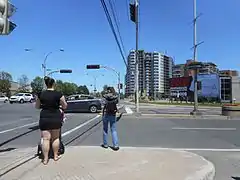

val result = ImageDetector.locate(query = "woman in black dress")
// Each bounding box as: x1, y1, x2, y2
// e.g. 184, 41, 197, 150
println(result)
35, 76, 67, 165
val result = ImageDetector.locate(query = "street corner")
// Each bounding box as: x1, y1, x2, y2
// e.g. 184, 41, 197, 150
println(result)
1, 146, 215, 180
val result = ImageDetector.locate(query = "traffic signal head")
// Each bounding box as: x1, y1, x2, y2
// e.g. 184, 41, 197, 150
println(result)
86, 65, 100, 69
0, 0, 17, 35
129, 3, 136, 23
60, 69, 72, 73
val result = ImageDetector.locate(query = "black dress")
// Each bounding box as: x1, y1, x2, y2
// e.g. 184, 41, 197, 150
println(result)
39, 90, 63, 131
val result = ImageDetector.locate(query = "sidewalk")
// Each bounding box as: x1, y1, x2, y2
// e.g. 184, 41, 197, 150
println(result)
0, 146, 215, 180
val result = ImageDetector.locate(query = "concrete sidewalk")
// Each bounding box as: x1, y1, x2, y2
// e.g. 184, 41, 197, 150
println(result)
0, 146, 215, 180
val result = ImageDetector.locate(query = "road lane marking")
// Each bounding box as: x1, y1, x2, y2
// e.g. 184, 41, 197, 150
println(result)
0, 118, 34, 127
0, 122, 38, 134
172, 127, 237, 131
62, 115, 101, 137
125, 106, 133, 114
79, 146, 240, 152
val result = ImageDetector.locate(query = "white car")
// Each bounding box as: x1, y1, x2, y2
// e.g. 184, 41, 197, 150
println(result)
9, 93, 34, 104
0, 95, 9, 103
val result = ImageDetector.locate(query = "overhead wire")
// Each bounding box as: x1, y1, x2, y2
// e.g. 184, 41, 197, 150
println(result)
108, 0, 127, 56
100, 0, 127, 67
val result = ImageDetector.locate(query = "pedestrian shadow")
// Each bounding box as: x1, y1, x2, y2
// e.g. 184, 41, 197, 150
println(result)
116, 113, 123, 122
0, 125, 39, 147
0, 147, 16, 153
232, 177, 240, 180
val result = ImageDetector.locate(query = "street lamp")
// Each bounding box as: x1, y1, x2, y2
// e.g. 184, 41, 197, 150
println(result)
25, 48, 64, 89
86, 73, 104, 96
86, 64, 122, 103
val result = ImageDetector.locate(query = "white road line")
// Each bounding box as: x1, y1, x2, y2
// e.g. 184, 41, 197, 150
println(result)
62, 115, 100, 137
77, 146, 240, 152
0, 118, 34, 127
172, 127, 237, 131
125, 106, 133, 114
0, 122, 38, 134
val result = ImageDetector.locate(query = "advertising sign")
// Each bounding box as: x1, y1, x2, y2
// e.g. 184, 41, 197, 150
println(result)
170, 74, 220, 99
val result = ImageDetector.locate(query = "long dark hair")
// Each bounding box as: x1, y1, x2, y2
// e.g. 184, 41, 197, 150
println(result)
44, 76, 55, 88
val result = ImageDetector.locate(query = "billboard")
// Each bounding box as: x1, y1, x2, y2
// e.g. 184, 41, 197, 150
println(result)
170, 74, 220, 99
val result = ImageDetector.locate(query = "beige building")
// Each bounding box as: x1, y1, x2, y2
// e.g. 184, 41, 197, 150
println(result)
9, 81, 32, 95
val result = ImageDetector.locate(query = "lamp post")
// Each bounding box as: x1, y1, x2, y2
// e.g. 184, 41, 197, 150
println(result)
86, 73, 104, 96
25, 48, 64, 89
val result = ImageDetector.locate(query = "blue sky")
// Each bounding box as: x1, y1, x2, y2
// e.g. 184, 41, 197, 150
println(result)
1, 0, 240, 92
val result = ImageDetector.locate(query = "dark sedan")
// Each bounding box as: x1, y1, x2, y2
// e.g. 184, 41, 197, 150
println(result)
64, 94, 102, 113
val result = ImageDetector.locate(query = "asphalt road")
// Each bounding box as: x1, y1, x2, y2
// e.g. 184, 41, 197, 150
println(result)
1, 102, 240, 179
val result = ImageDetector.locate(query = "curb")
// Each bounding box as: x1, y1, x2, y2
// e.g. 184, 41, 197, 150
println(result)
138, 113, 229, 120
185, 151, 215, 180
0, 148, 36, 177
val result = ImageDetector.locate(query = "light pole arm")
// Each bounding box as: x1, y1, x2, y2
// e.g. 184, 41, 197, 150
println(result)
47, 70, 59, 76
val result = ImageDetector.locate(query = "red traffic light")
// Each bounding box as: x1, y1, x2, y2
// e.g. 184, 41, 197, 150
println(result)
86, 65, 100, 69
60, 69, 72, 73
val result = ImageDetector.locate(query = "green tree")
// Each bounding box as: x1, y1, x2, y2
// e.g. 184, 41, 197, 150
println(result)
31, 76, 43, 95
101, 85, 108, 96
0, 71, 12, 96
18, 74, 29, 92
62, 82, 78, 96
55, 80, 64, 92
77, 85, 89, 95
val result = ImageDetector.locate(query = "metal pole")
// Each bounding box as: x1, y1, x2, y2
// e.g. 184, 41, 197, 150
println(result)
135, 0, 139, 113
94, 76, 97, 96
118, 72, 121, 103
192, 0, 199, 115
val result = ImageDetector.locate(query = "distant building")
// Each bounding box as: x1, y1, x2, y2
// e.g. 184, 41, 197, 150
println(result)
9, 81, 32, 95
172, 64, 185, 77
125, 50, 173, 98
219, 70, 239, 77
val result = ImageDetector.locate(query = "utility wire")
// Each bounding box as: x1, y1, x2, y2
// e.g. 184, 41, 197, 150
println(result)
108, 0, 127, 56
100, 0, 127, 67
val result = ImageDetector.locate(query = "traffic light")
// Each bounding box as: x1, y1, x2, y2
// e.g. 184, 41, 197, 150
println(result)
129, 3, 136, 23
86, 65, 100, 69
0, 0, 17, 35
60, 69, 72, 73
197, 81, 202, 90
119, 83, 123, 89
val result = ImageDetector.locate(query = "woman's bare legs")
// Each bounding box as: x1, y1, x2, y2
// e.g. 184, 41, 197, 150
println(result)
41, 130, 51, 165
51, 129, 60, 161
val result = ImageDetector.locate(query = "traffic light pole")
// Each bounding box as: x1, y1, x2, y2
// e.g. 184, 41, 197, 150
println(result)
191, 0, 203, 116
135, 0, 139, 113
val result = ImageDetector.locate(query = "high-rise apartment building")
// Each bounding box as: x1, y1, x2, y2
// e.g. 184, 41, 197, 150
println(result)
125, 50, 173, 98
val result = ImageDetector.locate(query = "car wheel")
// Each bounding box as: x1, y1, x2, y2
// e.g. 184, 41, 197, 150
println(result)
4, 100, 7, 103
89, 105, 97, 113
29, 99, 33, 103
10, 101, 13, 104
19, 99, 24, 104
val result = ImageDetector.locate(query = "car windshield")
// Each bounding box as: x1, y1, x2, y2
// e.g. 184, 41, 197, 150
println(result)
15, 94, 23, 96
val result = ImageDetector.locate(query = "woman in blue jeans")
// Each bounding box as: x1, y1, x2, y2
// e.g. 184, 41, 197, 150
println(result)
102, 87, 119, 151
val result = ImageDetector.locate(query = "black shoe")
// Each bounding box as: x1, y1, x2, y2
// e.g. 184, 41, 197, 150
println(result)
112, 146, 120, 151
101, 144, 108, 149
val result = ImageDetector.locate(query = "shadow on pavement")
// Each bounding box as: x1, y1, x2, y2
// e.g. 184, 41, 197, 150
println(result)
232, 177, 240, 180
0, 147, 16, 153
0, 125, 39, 147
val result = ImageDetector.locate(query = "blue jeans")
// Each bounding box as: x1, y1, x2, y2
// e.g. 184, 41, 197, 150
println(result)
102, 115, 119, 147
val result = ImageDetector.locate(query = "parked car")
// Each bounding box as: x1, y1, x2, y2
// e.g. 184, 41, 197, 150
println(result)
65, 94, 102, 113
9, 93, 34, 104
0, 95, 8, 103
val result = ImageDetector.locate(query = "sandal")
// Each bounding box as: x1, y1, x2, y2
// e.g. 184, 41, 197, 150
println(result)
54, 155, 62, 161
42, 159, 49, 165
